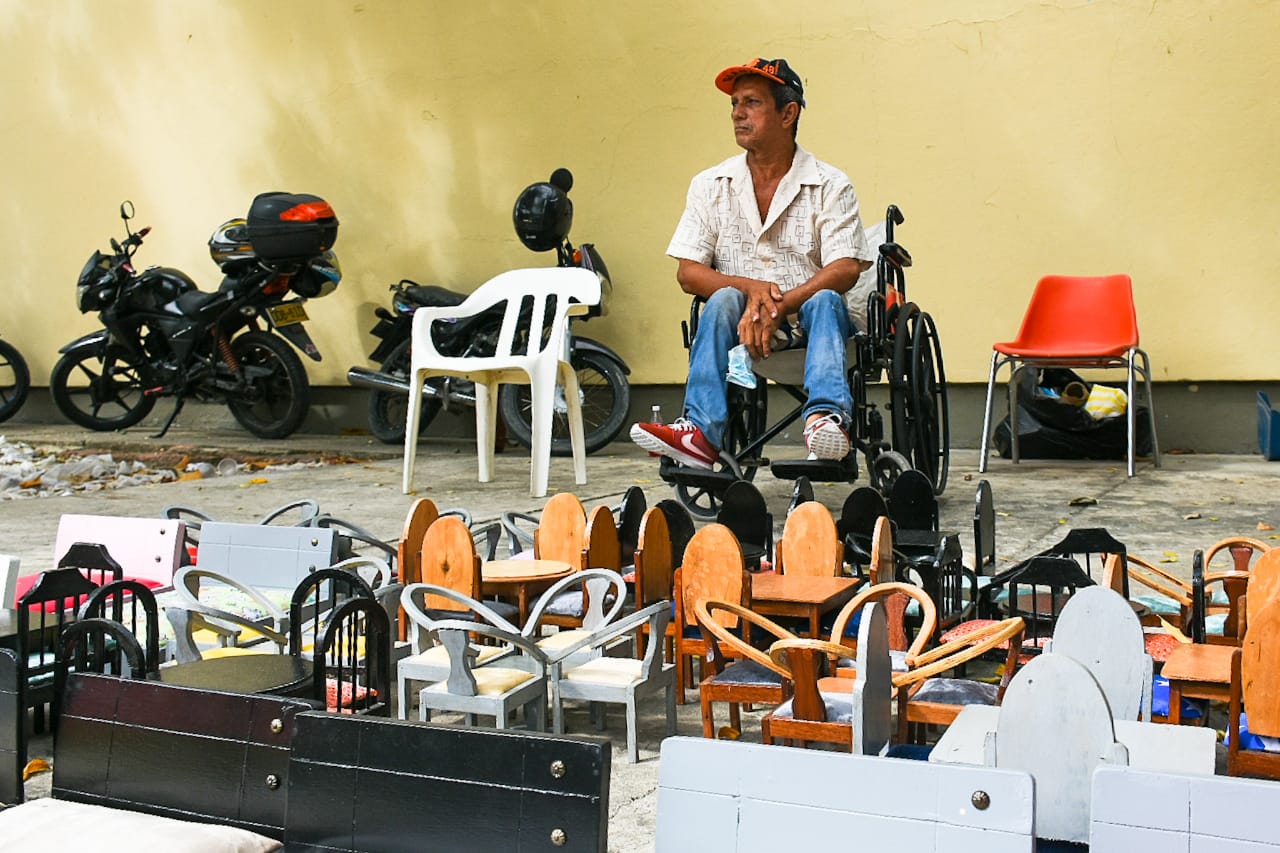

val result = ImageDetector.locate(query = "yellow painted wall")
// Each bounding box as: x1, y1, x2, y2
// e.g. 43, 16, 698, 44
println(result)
2, 1, 1276, 386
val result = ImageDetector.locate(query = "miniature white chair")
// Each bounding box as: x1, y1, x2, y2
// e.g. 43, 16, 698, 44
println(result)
417, 619, 550, 731
401, 266, 601, 498
1045, 585, 1154, 721
396, 583, 520, 720
546, 600, 676, 763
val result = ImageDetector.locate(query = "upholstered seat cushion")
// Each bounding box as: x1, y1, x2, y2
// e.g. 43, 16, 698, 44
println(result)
406, 644, 506, 667
0, 798, 282, 852
1150, 674, 1204, 720
326, 678, 371, 711
707, 659, 783, 687
564, 657, 643, 688
836, 649, 908, 673
771, 691, 854, 723
424, 666, 534, 696
1132, 593, 1182, 616
536, 628, 592, 653
911, 677, 999, 706
1142, 631, 1182, 663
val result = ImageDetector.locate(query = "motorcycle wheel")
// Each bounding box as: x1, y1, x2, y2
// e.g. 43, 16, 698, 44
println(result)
225, 331, 310, 439
50, 345, 156, 430
499, 349, 630, 456
367, 339, 442, 444
0, 338, 31, 424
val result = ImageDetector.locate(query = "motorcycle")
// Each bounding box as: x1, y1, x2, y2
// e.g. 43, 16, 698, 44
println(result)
51, 195, 341, 438
347, 168, 631, 455
0, 332, 30, 424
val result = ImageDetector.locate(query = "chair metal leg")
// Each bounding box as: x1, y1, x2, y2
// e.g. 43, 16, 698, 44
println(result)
1127, 352, 1138, 478
1008, 359, 1022, 465
978, 351, 1003, 474
1137, 347, 1161, 468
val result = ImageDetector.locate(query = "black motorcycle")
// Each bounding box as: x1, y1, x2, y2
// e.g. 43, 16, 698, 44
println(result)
52, 195, 340, 438
348, 169, 631, 455
0, 332, 30, 424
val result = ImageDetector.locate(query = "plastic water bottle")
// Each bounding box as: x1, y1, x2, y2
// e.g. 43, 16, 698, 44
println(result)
651, 404, 662, 425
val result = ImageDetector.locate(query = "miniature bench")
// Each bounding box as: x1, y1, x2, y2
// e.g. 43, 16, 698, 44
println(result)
1, 671, 610, 852
1090, 766, 1280, 850
656, 737, 1036, 853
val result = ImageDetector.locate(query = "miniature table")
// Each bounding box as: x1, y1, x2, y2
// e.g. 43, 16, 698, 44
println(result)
1161, 642, 1237, 724
930, 704, 1217, 776
750, 574, 861, 637
481, 559, 574, 623
158, 654, 313, 697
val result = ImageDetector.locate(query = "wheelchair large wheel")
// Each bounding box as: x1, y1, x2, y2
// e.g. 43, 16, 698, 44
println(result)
890, 304, 950, 495
672, 385, 764, 520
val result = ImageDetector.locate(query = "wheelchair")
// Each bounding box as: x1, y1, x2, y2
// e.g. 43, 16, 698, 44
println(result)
659, 205, 949, 519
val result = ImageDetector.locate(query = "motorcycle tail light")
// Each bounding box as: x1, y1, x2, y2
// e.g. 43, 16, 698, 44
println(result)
280, 200, 336, 222
572, 248, 582, 264
264, 275, 290, 296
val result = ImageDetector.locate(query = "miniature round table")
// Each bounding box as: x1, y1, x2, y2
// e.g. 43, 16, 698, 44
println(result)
159, 654, 313, 697
481, 559, 574, 623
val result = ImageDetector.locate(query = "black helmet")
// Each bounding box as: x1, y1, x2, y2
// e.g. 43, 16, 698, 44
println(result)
512, 170, 573, 252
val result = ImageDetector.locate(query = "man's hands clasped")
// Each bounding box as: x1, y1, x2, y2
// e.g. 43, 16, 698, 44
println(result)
736, 279, 785, 359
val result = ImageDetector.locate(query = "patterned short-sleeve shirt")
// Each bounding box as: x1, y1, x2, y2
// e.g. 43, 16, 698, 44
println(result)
666, 144, 874, 326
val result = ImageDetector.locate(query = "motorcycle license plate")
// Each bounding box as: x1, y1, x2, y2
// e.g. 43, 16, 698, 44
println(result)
268, 303, 308, 327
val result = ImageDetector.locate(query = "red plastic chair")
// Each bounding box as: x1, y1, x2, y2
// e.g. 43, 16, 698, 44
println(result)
978, 274, 1160, 477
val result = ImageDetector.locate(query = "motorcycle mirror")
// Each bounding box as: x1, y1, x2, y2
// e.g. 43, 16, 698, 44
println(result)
549, 168, 573, 193
120, 200, 135, 221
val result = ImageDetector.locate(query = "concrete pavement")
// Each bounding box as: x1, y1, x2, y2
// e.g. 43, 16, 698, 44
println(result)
3, 413, 1277, 851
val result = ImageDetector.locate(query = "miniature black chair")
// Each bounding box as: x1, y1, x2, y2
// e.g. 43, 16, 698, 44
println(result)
977, 555, 1095, 651
655, 499, 696, 569
80, 579, 162, 676
973, 479, 997, 576
55, 541, 124, 587
313, 597, 391, 716
615, 485, 648, 570
788, 476, 815, 516
52, 617, 149, 731
837, 486, 890, 573
715, 480, 773, 571
289, 567, 377, 658
888, 469, 938, 533
17, 567, 107, 735
1038, 527, 1128, 597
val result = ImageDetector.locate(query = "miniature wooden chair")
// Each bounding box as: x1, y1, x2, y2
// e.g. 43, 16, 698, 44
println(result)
836, 486, 889, 573
673, 524, 749, 704
887, 469, 938, 533
693, 599, 795, 739
774, 501, 841, 578
761, 601, 893, 754
1228, 598, 1280, 778
828, 581, 938, 675
632, 507, 676, 660
538, 503, 620, 629
894, 616, 1025, 744
419, 515, 519, 624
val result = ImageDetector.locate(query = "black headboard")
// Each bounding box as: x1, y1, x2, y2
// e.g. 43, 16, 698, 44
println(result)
0, 649, 20, 806
53, 673, 311, 838
285, 711, 611, 852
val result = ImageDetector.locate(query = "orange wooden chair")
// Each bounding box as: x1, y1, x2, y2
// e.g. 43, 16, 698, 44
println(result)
774, 501, 841, 578
693, 599, 794, 739
672, 524, 749, 704
632, 507, 676, 661
1228, 598, 1280, 778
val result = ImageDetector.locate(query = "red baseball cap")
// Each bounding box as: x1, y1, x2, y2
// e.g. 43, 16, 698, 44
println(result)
715, 58, 806, 107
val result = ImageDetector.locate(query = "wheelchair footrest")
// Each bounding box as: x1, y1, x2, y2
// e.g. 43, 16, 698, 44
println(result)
658, 458, 740, 491
769, 456, 859, 483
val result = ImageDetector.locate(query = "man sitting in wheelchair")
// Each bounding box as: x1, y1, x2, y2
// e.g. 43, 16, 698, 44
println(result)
630, 57, 876, 469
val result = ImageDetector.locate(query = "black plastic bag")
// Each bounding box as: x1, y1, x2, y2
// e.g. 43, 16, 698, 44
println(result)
993, 366, 1152, 460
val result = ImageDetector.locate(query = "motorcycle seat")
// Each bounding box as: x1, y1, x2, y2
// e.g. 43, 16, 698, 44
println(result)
174, 290, 224, 318
404, 284, 466, 308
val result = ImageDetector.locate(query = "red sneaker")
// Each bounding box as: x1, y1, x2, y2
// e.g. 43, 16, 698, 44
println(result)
630, 418, 718, 470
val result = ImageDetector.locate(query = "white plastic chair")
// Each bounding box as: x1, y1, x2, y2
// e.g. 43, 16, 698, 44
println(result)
401, 266, 601, 498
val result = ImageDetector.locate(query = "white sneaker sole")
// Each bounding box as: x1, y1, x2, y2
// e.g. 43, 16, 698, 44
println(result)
630, 424, 715, 470
805, 423, 851, 461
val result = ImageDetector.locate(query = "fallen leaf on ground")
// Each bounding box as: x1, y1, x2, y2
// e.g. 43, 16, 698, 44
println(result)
997, 511, 1010, 517
1069, 496, 1097, 506
1259, 522, 1275, 531
1183, 512, 1202, 520
1058, 518, 1067, 525
1160, 550, 1179, 564
176, 470, 204, 482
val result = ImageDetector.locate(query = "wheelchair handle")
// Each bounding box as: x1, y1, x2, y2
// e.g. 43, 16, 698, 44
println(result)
885, 204, 904, 241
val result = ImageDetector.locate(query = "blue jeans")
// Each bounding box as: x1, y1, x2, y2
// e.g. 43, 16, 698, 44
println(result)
684, 288, 852, 449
